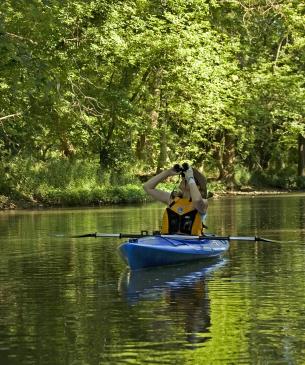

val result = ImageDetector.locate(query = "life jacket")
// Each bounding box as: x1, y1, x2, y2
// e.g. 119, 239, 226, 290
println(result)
161, 197, 204, 236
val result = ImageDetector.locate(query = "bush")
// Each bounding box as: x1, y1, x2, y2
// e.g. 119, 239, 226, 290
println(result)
250, 168, 305, 190
0, 157, 150, 207
206, 180, 226, 194
35, 184, 148, 206
0, 195, 15, 209
234, 165, 251, 186
296, 176, 305, 189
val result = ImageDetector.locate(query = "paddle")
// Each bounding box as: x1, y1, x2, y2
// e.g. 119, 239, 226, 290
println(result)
65, 231, 287, 243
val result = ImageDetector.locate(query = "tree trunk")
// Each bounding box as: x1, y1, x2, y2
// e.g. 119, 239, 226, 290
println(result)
222, 132, 236, 189
149, 68, 167, 174
156, 118, 167, 174
213, 132, 236, 188
135, 134, 146, 160
213, 147, 225, 180
60, 135, 76, 159
298, 133, 305, 176
99, 115, 116, 169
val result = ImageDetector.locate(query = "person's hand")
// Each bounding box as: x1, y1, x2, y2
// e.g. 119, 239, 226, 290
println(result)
167, 167, 180, 177
184, 166, 194, 181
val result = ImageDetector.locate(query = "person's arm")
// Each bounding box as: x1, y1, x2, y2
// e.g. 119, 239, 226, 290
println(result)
184, 167, 208, 214
143, 168, 177, 204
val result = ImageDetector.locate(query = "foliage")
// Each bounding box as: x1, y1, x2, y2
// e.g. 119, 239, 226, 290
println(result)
36, 184, 148, 206
0, 0, 304, 205
0, 156, 148, 206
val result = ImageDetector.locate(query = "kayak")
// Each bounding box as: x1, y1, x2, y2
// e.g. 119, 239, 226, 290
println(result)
119, 235, 229, 270
118, 235, 229, 270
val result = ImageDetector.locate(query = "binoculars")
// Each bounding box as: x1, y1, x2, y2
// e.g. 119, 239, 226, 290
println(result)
173, 163, 189, 177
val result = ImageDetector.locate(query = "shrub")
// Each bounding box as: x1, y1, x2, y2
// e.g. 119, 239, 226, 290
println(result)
234, 165, 251, 186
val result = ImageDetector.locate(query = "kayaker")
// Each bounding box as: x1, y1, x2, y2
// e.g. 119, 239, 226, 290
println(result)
143, 164, 208, 235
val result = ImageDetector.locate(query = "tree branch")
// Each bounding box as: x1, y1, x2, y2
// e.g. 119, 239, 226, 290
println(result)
6, 32, 37, 45
273, 36, 287, 71
0, 113, 22, 121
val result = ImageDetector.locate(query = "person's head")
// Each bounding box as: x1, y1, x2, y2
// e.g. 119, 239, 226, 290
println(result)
175, 168, 207, 199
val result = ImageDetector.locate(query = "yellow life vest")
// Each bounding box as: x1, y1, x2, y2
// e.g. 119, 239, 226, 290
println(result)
161, 198, 204, 236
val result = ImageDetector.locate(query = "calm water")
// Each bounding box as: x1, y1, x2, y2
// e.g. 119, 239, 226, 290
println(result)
1, 194, 305, 365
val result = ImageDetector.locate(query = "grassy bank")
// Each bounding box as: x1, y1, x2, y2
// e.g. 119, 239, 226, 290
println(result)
0, 158, 304, 210
0, 158, 150, 209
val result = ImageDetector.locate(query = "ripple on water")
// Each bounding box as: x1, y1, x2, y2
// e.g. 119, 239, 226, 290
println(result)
1, 198, 305, 364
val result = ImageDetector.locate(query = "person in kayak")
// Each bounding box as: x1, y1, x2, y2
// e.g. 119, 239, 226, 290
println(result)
143, 164, 208, 235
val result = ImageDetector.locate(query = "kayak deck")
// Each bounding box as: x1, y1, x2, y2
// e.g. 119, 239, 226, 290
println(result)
119, 235, 229, 270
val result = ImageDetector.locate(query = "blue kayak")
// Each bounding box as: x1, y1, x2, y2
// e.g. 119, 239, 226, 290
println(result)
118, 235, 229, 270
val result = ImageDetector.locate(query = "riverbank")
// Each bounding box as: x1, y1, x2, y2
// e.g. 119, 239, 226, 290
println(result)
0, 184, 148, 210
1, 186, 302, 210
1, 158, 304, 210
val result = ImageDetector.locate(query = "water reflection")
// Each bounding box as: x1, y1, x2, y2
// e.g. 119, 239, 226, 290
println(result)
119, 259, 227, 348
1, 195, 305, 364
208, 194, 305, 241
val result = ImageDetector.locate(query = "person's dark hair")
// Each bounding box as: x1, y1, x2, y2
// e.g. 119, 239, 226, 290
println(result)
193, 168, 207, 199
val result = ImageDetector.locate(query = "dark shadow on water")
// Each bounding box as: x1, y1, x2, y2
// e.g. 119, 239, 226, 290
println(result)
118, 258, 226, 301
118, 259, 227, 348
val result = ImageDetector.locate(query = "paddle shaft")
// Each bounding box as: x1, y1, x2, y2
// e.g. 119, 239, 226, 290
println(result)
71, 232, 277, 243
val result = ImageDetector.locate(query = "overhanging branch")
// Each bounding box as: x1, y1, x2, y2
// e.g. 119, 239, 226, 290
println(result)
0, 113, 22, 121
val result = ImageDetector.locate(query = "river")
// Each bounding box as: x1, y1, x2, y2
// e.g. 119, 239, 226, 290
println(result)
0, 194, 305, 364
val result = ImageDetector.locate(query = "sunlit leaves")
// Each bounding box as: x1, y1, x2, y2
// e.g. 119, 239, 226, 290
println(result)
0, 0, 304, 181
